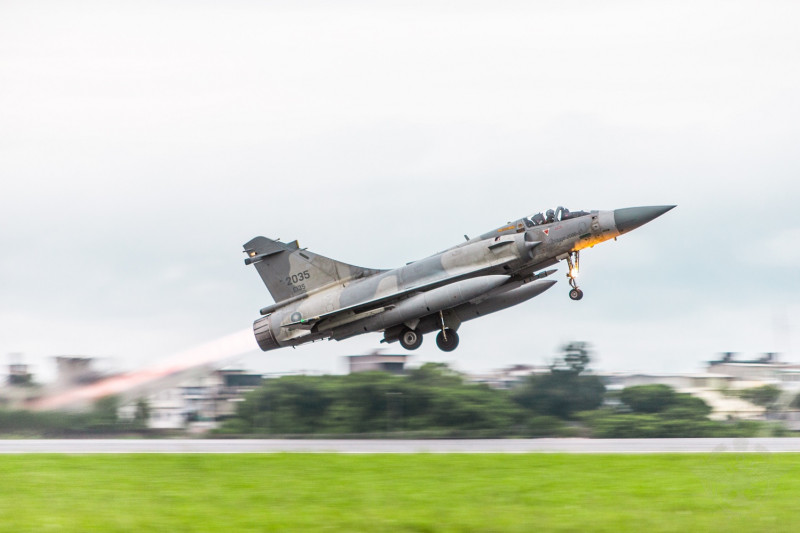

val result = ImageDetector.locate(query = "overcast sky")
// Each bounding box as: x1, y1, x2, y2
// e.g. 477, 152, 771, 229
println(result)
2, 0, 799, 381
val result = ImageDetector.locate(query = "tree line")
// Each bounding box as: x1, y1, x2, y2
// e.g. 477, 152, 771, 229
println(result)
0, 352, 790, 437
217, 363, 784, 438
0, 396, 148, 437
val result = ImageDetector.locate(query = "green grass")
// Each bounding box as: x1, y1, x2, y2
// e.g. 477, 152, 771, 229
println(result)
0, 454, 798, 532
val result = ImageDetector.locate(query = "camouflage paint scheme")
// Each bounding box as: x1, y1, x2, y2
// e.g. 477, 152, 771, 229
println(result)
244, 205, 675, 352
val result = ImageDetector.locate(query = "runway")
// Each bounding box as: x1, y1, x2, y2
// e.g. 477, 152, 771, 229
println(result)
2, 438, 800, 454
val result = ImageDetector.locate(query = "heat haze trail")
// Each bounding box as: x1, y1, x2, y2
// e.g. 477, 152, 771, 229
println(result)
28, 329, 257, 411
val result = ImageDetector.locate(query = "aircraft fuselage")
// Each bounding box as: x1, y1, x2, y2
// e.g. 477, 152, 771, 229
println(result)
245, 206, 674, 352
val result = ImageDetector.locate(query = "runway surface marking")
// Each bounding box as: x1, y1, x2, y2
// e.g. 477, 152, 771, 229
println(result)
2, 438, 800, 454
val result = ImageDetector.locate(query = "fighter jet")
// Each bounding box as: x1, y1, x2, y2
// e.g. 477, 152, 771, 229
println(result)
244, 205, 674, 353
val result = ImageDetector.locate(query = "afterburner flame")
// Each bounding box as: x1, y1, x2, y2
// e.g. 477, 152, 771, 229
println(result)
28, 329, 257, 411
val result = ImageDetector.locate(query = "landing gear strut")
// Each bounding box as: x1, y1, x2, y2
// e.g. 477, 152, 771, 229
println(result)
566, 251, 584, 300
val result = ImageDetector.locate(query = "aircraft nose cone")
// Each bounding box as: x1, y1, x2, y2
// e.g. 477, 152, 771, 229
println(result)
614, 205, 676, 234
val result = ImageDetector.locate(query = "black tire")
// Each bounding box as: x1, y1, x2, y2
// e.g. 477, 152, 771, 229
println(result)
399, 328, 423, 350
436, 329, 459, 352
569, 288, 584, 300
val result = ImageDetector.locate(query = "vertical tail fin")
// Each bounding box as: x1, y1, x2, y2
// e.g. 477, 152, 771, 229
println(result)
243, 236, 383, 303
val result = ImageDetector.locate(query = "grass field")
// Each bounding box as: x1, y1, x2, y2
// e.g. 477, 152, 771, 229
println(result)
1, 454, 798, 532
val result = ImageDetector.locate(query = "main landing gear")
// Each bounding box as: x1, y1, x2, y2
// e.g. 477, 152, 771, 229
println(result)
436, 310, 459, 352
397, 312, 461, 352
566, 251, 584, 301
436, 328, 459, 352
399, 328, 423, 350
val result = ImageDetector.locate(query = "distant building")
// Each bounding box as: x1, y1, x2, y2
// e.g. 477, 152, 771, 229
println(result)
119, 369, 264, 430
706, 352, 800, 388
1, 354, 39, 408
599, 372, 765, 421
8, 363, 33, 386
601, 372, 736, 392
5, 353, 34, 386
468, 364, 550, 389
55, 356, 104, 386
777, 369, 800, 388
346, 352, 409, 375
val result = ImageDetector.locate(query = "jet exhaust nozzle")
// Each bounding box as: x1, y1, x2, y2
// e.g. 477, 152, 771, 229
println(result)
253, 315, 281, 351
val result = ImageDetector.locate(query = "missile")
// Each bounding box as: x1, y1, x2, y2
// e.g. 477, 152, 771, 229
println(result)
531, 268, 557, 280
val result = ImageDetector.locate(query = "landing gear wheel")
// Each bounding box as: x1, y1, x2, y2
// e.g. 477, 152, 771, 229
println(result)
399, 328, 423, 350
569, 288, 584, 301
436, 329, 459, 352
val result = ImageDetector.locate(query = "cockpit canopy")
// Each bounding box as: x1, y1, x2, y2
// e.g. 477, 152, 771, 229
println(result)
527, 206, 589, 226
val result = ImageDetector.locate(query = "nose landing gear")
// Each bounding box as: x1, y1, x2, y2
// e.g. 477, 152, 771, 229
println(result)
566, 251, 584, 300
